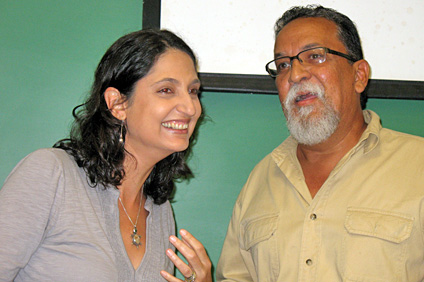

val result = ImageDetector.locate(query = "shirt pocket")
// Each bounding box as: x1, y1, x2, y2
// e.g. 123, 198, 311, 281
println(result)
342, 207, 413, 282
240, 213, 279, 281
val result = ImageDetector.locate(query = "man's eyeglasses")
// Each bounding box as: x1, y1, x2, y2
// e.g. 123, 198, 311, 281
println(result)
265, 47, 358, 77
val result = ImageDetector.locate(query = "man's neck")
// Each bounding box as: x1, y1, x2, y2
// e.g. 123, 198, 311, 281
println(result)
296, 115, 367, 198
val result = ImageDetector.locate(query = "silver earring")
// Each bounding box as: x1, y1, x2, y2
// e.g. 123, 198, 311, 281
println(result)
119, 121, 124, 144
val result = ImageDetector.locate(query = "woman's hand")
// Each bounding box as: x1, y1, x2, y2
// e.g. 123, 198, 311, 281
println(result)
160, 229, 212, 282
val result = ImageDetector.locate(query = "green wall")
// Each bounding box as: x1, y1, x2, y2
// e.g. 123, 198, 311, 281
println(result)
1, 0, 424, 279
1, 0, 143, 178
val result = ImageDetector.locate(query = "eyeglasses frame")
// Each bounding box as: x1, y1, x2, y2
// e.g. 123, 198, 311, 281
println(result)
265, 47, 358, 77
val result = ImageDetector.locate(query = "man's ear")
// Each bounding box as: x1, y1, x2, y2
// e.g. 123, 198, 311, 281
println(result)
104, 87, 126, 120
353, 59, 370, 94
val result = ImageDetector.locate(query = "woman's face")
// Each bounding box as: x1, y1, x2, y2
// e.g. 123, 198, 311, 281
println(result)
123, 48, 202, 162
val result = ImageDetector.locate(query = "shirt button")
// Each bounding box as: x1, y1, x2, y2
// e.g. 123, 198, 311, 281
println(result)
310, 213, 317, 220
306, 259, 313, 266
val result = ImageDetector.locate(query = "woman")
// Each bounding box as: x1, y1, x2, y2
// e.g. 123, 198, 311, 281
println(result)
0, 29, 212, 282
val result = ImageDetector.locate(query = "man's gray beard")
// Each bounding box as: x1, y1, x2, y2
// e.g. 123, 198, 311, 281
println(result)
284, 83, 340, 146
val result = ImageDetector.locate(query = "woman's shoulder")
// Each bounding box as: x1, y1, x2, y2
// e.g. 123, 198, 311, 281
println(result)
26, 147, 71, 159
5, 148, 78, 183
22, 148, 75, 166
1, 149, 82, 217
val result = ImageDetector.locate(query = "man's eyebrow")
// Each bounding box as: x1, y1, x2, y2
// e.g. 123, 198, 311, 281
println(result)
274, 43, 322, 58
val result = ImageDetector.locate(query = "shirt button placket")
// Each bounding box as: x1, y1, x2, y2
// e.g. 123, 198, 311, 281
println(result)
299, 210, 319, 281
305, 214, 316, 273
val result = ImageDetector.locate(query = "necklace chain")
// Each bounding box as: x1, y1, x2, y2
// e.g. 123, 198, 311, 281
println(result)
119, 196, 143, 247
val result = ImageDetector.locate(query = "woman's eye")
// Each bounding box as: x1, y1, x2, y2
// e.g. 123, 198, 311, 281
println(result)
189, 88, 200, 96
159, 88, 173, 94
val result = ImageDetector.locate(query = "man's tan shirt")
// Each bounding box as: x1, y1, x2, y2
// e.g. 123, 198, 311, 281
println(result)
217, 110, 424, 282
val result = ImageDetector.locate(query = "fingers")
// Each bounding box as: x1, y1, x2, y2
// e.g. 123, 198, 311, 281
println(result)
179, 229, 210, 266
159, 270, 183, 282
167, 229, 212, 282
180, 229, 210, 260
165, 247, 194, 278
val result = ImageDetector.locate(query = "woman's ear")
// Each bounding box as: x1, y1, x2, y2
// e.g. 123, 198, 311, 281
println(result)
353, 59, 370, 94
104, 87, 126, 120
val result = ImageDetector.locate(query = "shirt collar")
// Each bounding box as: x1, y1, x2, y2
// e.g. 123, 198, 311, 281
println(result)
272, 109, 383, 164
358, 109, 381, 154
272, 135, 298, 167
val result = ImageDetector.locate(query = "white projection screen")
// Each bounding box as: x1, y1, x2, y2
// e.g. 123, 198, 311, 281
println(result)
142, 0, 424, 99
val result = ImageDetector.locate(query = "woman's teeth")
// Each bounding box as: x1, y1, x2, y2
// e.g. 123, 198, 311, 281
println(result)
162, 122, 188, 130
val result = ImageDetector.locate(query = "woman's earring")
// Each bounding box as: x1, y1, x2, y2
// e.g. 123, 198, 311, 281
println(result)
119, 121, 124, 144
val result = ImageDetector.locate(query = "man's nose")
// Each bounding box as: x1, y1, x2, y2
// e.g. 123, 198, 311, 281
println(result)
288, 58, 311, 84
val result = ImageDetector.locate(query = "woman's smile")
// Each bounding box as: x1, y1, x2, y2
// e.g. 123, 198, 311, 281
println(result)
161, 120, 190, 130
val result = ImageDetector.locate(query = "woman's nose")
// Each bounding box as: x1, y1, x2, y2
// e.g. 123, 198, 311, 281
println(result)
176, 92, 197, 116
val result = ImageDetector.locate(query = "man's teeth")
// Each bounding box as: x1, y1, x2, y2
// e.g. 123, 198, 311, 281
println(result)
296, 93, 315, 102
162, 122, 188, 129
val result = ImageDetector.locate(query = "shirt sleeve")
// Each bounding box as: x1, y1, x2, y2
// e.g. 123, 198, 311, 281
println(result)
0, 149, 64, 281
216, 199, 256, 282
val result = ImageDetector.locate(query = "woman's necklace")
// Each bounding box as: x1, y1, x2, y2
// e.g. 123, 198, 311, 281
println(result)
119, 196, 142, 248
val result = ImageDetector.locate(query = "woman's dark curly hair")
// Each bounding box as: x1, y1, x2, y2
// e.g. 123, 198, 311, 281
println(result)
54, 29, 200, 205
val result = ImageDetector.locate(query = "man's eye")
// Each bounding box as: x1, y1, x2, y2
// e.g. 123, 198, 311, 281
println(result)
277, 60, 291, 70
307, 53, 325, 62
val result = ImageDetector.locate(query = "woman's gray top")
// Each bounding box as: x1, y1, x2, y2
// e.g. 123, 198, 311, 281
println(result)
0, 148, 175, 281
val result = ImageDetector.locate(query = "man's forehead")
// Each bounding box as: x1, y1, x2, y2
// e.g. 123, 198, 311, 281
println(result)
278, 17, 338, 38
274, 17, 343, 54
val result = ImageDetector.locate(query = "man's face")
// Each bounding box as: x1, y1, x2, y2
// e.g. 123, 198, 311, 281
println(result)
274, 17, 361, 145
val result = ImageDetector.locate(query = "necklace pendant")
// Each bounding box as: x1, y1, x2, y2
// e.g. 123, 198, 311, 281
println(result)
119, 197, 143, 248
131, 226, 142, 248
131, 233, 142, 247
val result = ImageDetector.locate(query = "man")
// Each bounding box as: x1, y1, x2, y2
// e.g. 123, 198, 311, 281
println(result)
216, 5, 424, 282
